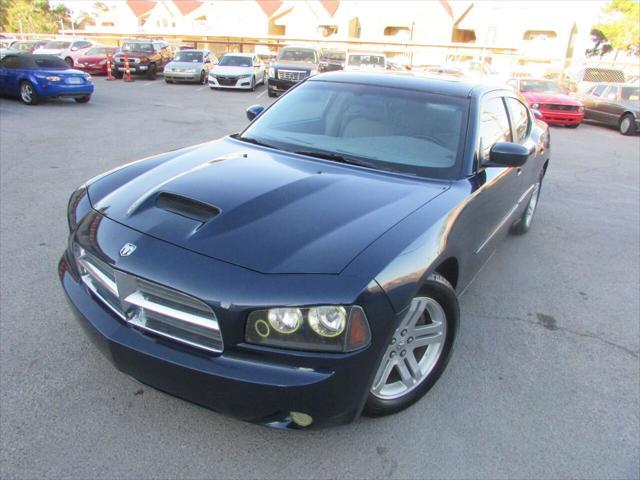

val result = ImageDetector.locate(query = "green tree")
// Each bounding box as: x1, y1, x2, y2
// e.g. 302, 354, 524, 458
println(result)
1, 0, 71, 34
595, 0, 640, 51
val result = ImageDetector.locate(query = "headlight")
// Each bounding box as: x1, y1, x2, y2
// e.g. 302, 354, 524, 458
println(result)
67, 185, 88, 232
531, 103, 540, 109
245, 305, 371, 352
45, 75, 61, 82
239, 73, 252, 78
99, 59, 106, 65
268, 67, 275, 78
85, 75, 92, 82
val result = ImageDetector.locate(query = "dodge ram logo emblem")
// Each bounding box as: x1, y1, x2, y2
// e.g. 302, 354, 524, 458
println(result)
119, 243, 137, 257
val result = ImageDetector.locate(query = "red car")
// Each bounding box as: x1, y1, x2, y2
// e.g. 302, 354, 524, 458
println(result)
507, 78, 584, 128
75, 46, 118, 75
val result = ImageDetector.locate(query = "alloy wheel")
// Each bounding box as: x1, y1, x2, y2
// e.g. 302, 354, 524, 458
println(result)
371, 296, 447, 400
524, 182, 540, 229
620, 116, 632, 135
20, 83, 33, 103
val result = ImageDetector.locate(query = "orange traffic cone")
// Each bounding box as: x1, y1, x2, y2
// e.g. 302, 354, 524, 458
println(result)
124, 53, 133, 82
106, 53, 114, 81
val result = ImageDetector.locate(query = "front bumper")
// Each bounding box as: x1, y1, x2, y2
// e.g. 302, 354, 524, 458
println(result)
165, 71, 201, 82
267, 77, 299, 93
539, 109, 584, 126
208, 75, 253, 89
59, 212, 397, 428
113, 64, 149, 74
76, 65, 107, 75
37, 82, 94, 97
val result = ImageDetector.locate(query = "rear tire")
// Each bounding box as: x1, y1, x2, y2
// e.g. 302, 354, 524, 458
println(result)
74, 96, 90, 103
619, 113, 636, 136
114, 70, 123, 79
200, 71, 207, 84
164, 77, 173, 83
146, 63, 157, 80
64, 57, 74, 67
268, 89, 276, 97
364, 274, 458, 417
250, 76, 256, 92
19, 81, 39, 105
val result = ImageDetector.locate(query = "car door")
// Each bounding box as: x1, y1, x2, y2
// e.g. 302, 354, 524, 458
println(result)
583, 84, 607, 121
600, 85, 624, 125
0, 55, 19, 94
466, 93, 526, 260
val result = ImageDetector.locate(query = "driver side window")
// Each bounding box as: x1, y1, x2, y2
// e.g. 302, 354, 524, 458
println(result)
591, 84, 606, 97
479, 97, 511, 161
507, 98, 530, 144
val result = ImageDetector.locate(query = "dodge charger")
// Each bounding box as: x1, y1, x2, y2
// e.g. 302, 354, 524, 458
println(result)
59, 72, 550, 429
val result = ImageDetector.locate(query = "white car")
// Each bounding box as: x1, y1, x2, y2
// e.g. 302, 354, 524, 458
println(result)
345, 52, 387, 71
208, 53, 265, 91
34, 39, 95, 67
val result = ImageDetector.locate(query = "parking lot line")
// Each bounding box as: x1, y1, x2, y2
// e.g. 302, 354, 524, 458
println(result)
196, 85, 209, 91
256, 90, 267, 99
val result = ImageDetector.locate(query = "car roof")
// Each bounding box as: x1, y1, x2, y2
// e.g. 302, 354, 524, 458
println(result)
347, 51, 386, 56
282, 45, 318, 50
310, 71, 505, 98
177, 49, 209, 53
221, 52, 253, 57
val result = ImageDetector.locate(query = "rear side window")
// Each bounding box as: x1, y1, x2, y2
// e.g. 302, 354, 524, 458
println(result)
479, 97, 511, 160
507, 98, 529, 144
591, 85, 607, 97
0, 56, 19, 68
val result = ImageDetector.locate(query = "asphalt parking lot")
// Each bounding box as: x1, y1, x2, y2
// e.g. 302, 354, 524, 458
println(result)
1, 76, 639, 480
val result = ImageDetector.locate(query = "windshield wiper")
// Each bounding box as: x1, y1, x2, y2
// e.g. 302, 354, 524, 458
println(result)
231, 134, 280, 150
294, 149, 401, 173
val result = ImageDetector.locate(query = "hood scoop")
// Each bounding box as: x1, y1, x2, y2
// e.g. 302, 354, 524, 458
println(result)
155, 192, 220, 223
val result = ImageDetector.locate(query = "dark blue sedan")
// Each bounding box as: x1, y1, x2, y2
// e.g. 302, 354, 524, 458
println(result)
0, 53, 93, 105
59, 72, 550, 428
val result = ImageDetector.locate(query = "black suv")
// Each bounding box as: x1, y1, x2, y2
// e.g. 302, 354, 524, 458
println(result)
112, 40, 174, 79
267, 45, 320, 97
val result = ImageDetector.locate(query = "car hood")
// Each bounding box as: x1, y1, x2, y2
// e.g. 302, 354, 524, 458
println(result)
35, 48, 63, 55
90, 137, 447, 274
211, 65, 253, 75
114, 51, 150, 58
523, 92, 580, 105
77, 56, 104, 63
168, 60, 204, 69
273, 61, 315, 71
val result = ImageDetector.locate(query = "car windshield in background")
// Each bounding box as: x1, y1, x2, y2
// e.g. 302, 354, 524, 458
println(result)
621, 87, 640, 101
322, 50, 345, 61
174, 51, 203, 62
121, 42, 153, 53
9, 42, 34, 51
44, 41, 71, 49
32, 56, 70, 69
241, 80, 466, 179
348, 55, 385, 67
278, 49, 316, 62
520, 80, 563, 93
218, 55, 251, 67
85, 47, 112, 55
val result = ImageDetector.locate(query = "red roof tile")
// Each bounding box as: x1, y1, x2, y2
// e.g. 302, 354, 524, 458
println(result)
127, 0, 156, 17
320, 0, 339, 17
172, 0, 203, 16
256, 0, 283, 17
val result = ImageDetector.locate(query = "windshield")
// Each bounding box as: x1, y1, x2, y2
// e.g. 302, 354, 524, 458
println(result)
44, 41, 71, 49
218, 55, 251, 67
9, 42, 34, 51
519, 80, 563, 93
121, 42, 153, 53
321, 50, 345, 61
85, 47, 113, 56
174, 51, 203, 62
278, 48, 316, 63
241, 80, 466, 179
621, 86, 640, 101
33, 56, 69, 69
348, 55, 385, 67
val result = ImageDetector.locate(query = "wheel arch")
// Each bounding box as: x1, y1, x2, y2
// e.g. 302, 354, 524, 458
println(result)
433, 257, 459, 290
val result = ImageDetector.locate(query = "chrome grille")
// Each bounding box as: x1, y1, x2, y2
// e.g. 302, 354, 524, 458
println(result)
76, 248, 223, 353
277, 69, 307, 82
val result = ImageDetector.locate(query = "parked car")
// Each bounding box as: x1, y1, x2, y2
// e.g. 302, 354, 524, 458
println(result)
319, 49, 346, 72
577, 82, 640, 135
345, 51, 387, 71
0, 34, 17, 52
164, 49, 216, 84
34, 39, 95, 67
59, 72, 549, 429
566, 66, 626, 93
0, 40, 50, 59
75, 46, 118, 75
267, 45, 320, 97
507, 77, 584, 128
208, 52, 265, 90
0, 54, 93, 105
111, 39, 173, 79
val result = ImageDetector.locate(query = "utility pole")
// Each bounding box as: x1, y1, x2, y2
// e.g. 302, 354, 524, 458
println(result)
409, 21, 415, 70
59, 19, 64, 35
18, 19, 23, 39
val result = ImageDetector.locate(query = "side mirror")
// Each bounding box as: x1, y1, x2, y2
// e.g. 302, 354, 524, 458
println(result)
488, 142, 531, 167
70, 47, 78, 52
246, 104, 265, 121
531, 109, 543, 120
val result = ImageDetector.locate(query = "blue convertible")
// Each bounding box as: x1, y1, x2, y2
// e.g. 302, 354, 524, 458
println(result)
0, 53, 93, 105
60, 72, 550, 428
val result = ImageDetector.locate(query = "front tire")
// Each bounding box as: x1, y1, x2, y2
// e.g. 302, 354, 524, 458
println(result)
619, 113, 636, 136
19, 81, 39, 105
268, 88, 276, 97
146, 63, 157, 80
364, 274, 458, 417
510, 174, 542, 235
250, 76, 256, 91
